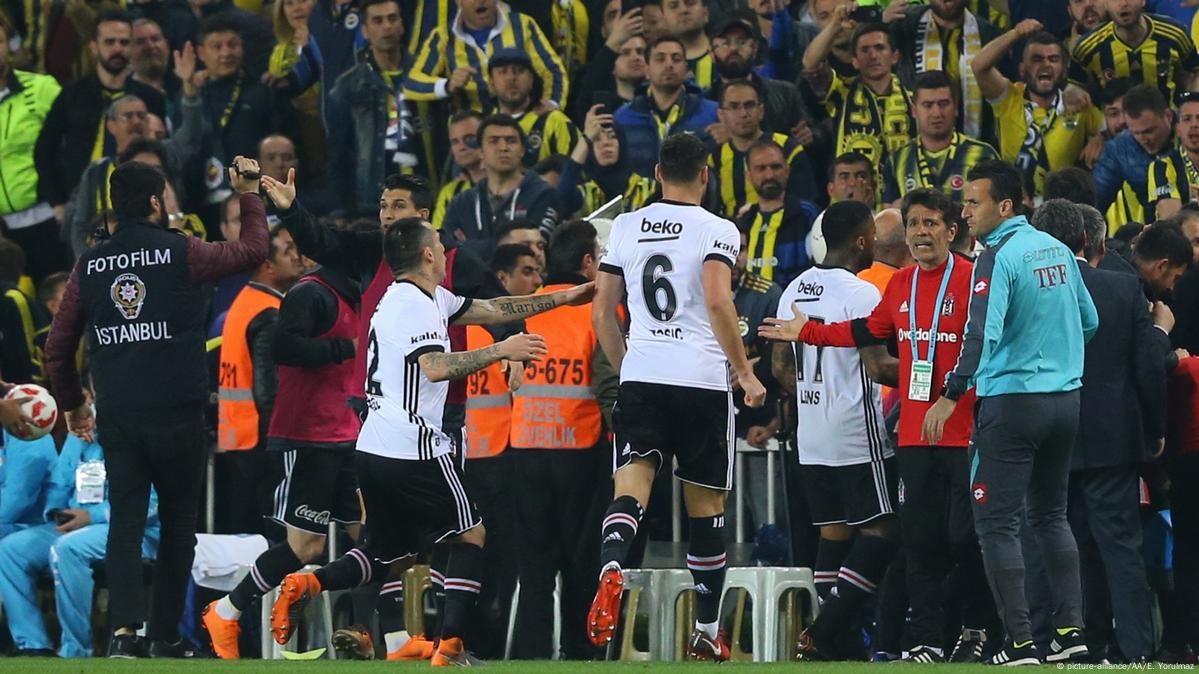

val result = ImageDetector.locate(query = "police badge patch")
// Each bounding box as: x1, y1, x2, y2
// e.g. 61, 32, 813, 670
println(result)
111, 273, 147, 320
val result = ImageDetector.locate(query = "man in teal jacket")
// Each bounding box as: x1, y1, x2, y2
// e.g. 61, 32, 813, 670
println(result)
0, 433, 159, 656
922, 161, 1098, 667
0, 431, 58, 539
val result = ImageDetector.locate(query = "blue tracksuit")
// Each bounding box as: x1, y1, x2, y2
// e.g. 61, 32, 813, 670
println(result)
0, 432, 57, 539
945, 215, 1099, 400
0, 435, 159, 656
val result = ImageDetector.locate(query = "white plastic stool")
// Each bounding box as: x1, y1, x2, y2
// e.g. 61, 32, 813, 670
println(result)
761, 567, 819, 661
654, 569, 696, 661
721, 567, 820, 662
258, 564, 336, 659
722, 567, 765, 660
614, 569, 657, 661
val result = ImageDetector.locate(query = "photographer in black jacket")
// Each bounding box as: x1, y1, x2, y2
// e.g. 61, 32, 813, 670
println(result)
45, 157, 269, 658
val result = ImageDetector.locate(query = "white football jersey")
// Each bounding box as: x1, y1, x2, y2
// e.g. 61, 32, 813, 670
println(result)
599, 200, 740, 391
778, 266, 891, 466
357, 281, 469, 461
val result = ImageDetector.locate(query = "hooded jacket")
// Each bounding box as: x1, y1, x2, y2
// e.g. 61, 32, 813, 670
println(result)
440, 170, 561, 260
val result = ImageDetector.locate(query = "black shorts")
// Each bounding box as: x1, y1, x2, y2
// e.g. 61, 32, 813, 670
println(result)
612, 381, 734, 491
271, 448, 362, 535
355, 451, 481, 563
801, 457, 898, 526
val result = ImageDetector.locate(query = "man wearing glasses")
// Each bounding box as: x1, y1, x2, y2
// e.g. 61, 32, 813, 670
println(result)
708, 79, 816, 217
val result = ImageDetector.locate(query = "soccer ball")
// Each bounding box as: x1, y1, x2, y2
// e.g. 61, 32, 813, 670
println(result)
4, 384, 58, 441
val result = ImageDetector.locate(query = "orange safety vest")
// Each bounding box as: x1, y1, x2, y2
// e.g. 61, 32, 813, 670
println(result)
218, 283, 282, 451
465, 324, 512, 459
510, 284, 602, 450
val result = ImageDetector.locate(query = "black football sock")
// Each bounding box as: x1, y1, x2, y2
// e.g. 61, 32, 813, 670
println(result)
378, 578, 406, 636
313, 547, 389, 591
599, 495, 644, 573
229, 542, 304, 611
814, 536, 854, 602
687, 515, 728, 634
810, 534, 897, 645
429, 544, 449, 638
439, 543, 485, 641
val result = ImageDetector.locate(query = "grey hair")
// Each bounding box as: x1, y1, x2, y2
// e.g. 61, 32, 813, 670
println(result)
1031, 199, 1085, 254
1077, 204, 1107, 260
106, 95, 145, 121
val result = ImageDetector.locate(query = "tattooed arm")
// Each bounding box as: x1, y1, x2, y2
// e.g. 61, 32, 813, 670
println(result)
418, 334, 547, 382
450, 282, 596, 326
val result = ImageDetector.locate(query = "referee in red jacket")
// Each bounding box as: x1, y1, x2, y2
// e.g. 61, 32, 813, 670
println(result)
761, 188, 994, 663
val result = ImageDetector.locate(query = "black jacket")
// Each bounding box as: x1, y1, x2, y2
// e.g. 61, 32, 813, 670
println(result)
440, 171, 561, 261
45, 195, 270, 415
0, 281, 49, 385
1169, 266, 1199, 354
273, 266, 360, 368
184, 74, 276, 208
33, 76, 166, 206
1074, 260, 1171, 469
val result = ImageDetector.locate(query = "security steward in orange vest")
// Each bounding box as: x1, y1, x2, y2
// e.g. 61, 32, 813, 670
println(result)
511, 220, 619, 660
461, 242, 541, 658
217, 225, 304, 535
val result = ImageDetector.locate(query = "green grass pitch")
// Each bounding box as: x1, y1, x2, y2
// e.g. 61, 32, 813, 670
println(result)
0, 659, 999, 673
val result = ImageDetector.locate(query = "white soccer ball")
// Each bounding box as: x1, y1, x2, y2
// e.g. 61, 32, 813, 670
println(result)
4, 384, 58, 440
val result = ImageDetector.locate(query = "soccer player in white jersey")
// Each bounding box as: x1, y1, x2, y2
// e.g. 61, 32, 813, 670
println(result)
588, 133, 767, 661
269, 217, 594, 666
761, 200, 901, 660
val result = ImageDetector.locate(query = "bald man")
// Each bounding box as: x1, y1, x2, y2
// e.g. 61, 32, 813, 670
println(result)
859, 208, 913, 294
257, 135, 298, 183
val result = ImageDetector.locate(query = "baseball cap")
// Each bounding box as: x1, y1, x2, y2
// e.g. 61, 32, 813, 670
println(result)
488, 47, 534, 72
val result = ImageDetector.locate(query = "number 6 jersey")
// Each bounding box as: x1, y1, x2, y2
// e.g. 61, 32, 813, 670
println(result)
598, 200, 740, 392
778, 266, 891, 466
358, 280, 471, 461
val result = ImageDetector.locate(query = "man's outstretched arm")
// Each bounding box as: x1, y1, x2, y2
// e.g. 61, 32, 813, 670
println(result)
451, 282, 595, 325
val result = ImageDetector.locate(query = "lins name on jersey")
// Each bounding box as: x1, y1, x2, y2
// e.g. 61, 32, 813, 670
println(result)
598, 200, 740, 391
358, 280, 472, 460
778, 266, 891, 466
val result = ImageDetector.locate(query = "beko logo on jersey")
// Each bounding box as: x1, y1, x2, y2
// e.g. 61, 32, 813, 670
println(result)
640, 218, 683, 234
410, 330, 446, 344
795, 280, 824, 296
897, 327, 959, 344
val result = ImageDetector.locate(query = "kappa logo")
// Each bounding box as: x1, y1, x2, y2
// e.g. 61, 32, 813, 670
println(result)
972, 483, 988, 504
898, 300, 909, 313
110, 273, 147, 320
294, 505, 332, 525
973, 279, 989, 295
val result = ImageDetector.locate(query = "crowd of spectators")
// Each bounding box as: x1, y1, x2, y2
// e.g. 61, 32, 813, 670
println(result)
0, 0, 1196, 662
